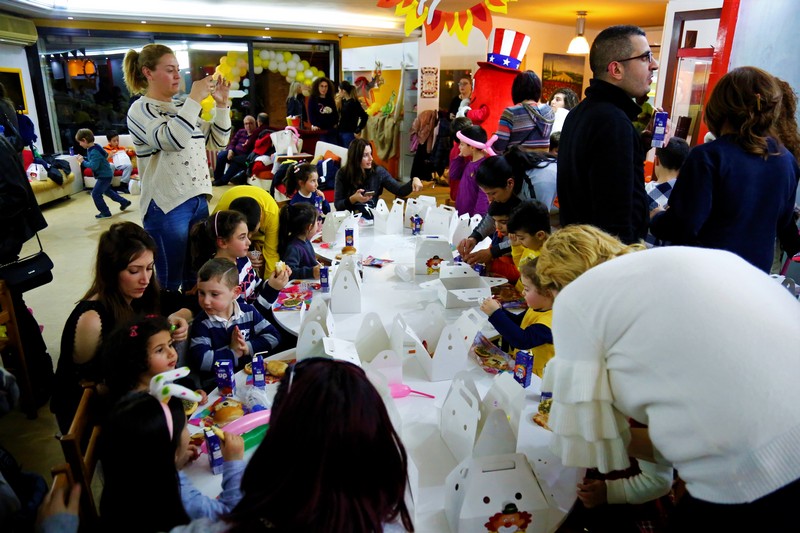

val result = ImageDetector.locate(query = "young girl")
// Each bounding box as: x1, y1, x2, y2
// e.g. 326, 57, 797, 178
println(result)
480, 259, 554, 378
452, 125, 493, 217
99, 387, 245, 532
278, 203, 321, 280
190, 210, 290, 314
286, 162, 331, 215
102, 315, 208, 405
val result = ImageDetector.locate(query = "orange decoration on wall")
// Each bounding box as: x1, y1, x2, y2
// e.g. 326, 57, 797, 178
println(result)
377, 0, 515, 45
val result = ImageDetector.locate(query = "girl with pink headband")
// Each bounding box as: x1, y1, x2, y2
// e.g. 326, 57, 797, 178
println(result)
453, 125, 493, 217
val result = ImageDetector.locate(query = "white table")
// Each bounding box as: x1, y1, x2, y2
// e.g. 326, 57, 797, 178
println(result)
183, 351, 577, 532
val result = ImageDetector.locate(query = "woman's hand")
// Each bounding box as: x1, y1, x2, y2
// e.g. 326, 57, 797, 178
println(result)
36, 482, 80, 529
576, 478, 608, 508
212, 77, 231, 108
221, 432, 245, 461
195, 389, 208, 405
267, 267, 291, 290
480, 297, 501, 316
168, 315, 189, 342
411, 177, 423, 192
457, 237, 477, 257
189, 74, 216, 103
350, 189, 372, 204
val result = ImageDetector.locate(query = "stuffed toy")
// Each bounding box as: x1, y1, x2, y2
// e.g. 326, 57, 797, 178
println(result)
459, 28, 532, 138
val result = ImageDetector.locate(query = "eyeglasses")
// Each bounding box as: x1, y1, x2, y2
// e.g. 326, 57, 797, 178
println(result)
614, 51, 654, 64
458, 81, 470, 86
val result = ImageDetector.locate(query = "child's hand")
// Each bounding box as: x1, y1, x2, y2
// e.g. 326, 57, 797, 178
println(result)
195, 389, 208, 405
221, 432, 245, 461
480, 297, 501, 316
229, 326, 248, 358
457, 237, 477, 257
36, 482, 80, 527
312, 263, 321, 280
267, 267, 291, 290
508, 233, 520, 246
75, 154, 84, 164
168, 316, 189, 342
466, 248, 492, 266
576, 478, 608, 509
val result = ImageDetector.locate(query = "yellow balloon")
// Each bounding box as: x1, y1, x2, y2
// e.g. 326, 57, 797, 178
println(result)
253, 57, 262, 67
219, 64, 231, 75
227, 51, 239, 61
303, 79, 312, 86
300, 60, 309, 71
201, 111, 213, 121
226, 56, 237, 67
282, 51, 292, 62
201, 95, 215, 110
219, 55, 227, 65
296, 72, 305, 81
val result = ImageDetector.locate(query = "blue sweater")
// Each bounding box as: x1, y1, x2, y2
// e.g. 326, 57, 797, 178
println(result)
650, 136, 798, 272
84, 144, 114, 179
289, 190, 331, 214
283, 238, 317, 279
189, 301, 280, 374
179, 460, 245, 520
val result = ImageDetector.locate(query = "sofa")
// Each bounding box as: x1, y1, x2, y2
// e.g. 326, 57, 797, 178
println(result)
22, 149, 83, 206
81, 134, 139, 189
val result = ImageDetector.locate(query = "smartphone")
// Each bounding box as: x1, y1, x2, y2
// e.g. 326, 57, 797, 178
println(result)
364, 191, 375, 197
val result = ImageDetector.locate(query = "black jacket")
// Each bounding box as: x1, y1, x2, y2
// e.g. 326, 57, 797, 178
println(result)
0, 136, 47, 263
557, 79, 648, 244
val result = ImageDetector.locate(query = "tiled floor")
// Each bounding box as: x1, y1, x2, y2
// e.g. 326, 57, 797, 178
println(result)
0, 178, 453, 481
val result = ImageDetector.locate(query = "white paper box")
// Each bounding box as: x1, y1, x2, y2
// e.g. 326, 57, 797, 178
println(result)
321, 337, 362, 366
450, 213, 473, 247
482, 373, 526, 440
295, 320, 327, 358
440, 378, 481, 464
373, 198, 404, 235
405, 195, 437, 225
330, 266, 361, 313
298, 297, 334, 338
445, 452, 551, 533
402, 307, 473, 382
424, 204, 457, 237
437, 264, 490, 308
415, 235, 453, 275
321, 210, 350, 243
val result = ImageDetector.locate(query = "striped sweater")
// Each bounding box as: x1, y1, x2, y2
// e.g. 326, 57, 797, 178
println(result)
127, 96, 231, 214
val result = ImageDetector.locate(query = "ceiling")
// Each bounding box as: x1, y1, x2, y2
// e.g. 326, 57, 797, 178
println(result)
3, 0, 669, 37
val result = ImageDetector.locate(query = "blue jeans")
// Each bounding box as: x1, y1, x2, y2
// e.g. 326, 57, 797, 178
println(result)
339, 132, 355, 149
91, 178, 126, 215
143, 196, 208, 291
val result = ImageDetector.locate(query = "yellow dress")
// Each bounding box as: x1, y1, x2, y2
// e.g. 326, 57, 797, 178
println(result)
512, 244, 540, 293
515, 307, 554, 378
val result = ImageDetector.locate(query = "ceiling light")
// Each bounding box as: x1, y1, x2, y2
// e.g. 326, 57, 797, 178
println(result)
141, 20, 147, 24
567, 11, 590, 55
206, 24, 211, 27
67, 16, 73, 20
317, 30, 323, 34
264, 27, 270, 31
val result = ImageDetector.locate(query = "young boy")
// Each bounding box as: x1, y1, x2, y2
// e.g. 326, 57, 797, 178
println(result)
189, 258, 280, 390
76, 128, 131, 219
480, 259, 554, 378
507, 200, 551, 293
485, 197, 522, 283
103, 130, 135, 193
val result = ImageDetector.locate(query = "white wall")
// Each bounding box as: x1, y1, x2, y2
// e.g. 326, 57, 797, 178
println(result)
0, 43, 42, 152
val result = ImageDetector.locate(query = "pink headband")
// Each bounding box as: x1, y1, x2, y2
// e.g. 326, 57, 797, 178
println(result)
159, 401, 173, 439
149, 368, 202, 440
284, 126, 299, 143
456, 130, 498, 157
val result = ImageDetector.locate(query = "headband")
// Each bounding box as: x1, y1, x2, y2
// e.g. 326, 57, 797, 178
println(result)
213, 212, 220, 238
284, 126, 299, 143
149, 368, 202, 439
456, 130, 498, 157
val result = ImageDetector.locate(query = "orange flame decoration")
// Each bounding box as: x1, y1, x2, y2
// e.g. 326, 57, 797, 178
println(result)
377, 0, 514, 45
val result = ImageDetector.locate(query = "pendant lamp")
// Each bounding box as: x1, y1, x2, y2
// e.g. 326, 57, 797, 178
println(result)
567, 11, 590, 55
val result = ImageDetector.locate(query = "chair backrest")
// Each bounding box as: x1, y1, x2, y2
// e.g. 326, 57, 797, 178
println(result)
59, 386, 102, 529
0, 280, 36, 418
314, 141, 348, 167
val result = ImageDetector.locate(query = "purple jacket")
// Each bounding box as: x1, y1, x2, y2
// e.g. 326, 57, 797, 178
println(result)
454, 157, 489, 217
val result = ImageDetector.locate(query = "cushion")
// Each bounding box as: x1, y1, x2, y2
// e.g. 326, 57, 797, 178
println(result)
323, 150, 341, 163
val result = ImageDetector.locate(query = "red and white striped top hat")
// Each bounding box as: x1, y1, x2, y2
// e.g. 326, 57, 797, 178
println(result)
482, 28, 531, 71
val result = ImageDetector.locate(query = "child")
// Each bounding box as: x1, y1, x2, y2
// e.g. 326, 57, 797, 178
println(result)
447, 116, 472, 202
507, 200, 551, 293
99, 388, 245, 531
190, 210, 291, 317
286, 162, 331, 215
485, 198, 522, 284
452, 125, 492, 217
278, 203, 321, 280
102, 315, 208, 404
103, 130, 135, 193
75, 128, 131, 219
189, 258, 280, 389
480, 259, 554, 378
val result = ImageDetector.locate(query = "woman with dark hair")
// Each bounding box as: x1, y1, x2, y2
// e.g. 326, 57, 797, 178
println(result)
333, 138, 422, 218
50, 222, 191, 433
308, 77, 339, 145
337, 79, 368, 149
493, 70, 555, 153
650, 66, 798, 273
457, 146, 556, 265
549, 87, 579, 133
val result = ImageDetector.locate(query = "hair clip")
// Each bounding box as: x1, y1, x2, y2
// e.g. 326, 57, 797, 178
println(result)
754, 93, 762, 111
456, 130, 498, 157
149, 367, 203, 404
130, 325, 138, 337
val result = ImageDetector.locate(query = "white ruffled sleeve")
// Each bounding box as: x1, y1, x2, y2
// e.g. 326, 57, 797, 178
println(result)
542, 301, 632, 473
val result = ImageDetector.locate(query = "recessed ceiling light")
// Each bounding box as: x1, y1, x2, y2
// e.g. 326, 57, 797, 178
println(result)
206, 24, 211, 27
264, 27, 270, 31
262, 36, 271, 39
68, 16, 74, 20
141, 21, 147, 24
317, 30, 323, 33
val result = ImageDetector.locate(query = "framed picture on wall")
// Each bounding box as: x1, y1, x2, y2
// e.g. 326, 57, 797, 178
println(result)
0, 68, 28, 114
420, 66, 438, 99
541, 53, 584, 103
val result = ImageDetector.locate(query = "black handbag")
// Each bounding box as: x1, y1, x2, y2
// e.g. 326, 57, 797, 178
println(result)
0, 234, 53, 293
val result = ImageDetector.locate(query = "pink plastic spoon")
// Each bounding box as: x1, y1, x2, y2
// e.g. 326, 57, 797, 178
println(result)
389, 383, 436, 399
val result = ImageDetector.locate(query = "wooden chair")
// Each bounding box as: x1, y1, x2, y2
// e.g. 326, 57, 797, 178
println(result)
59, 386, 102, 531
0, 279, 37, 418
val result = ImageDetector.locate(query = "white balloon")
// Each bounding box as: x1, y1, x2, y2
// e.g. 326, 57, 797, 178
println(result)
230, 67, 241, 77
242, 78, 250, 87
287, 60, 297, 70
304, 69, 313, 79
291, 53, 300, 63
259, 49, 269, 60
278, 63, 288, 74
288, 69, 297, 79
230, 81, 240, 90
268, 60, 278, 72
254, 65, 264, 74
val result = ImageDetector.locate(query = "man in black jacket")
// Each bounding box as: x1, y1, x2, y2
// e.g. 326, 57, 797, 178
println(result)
557, 25, 658, 244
